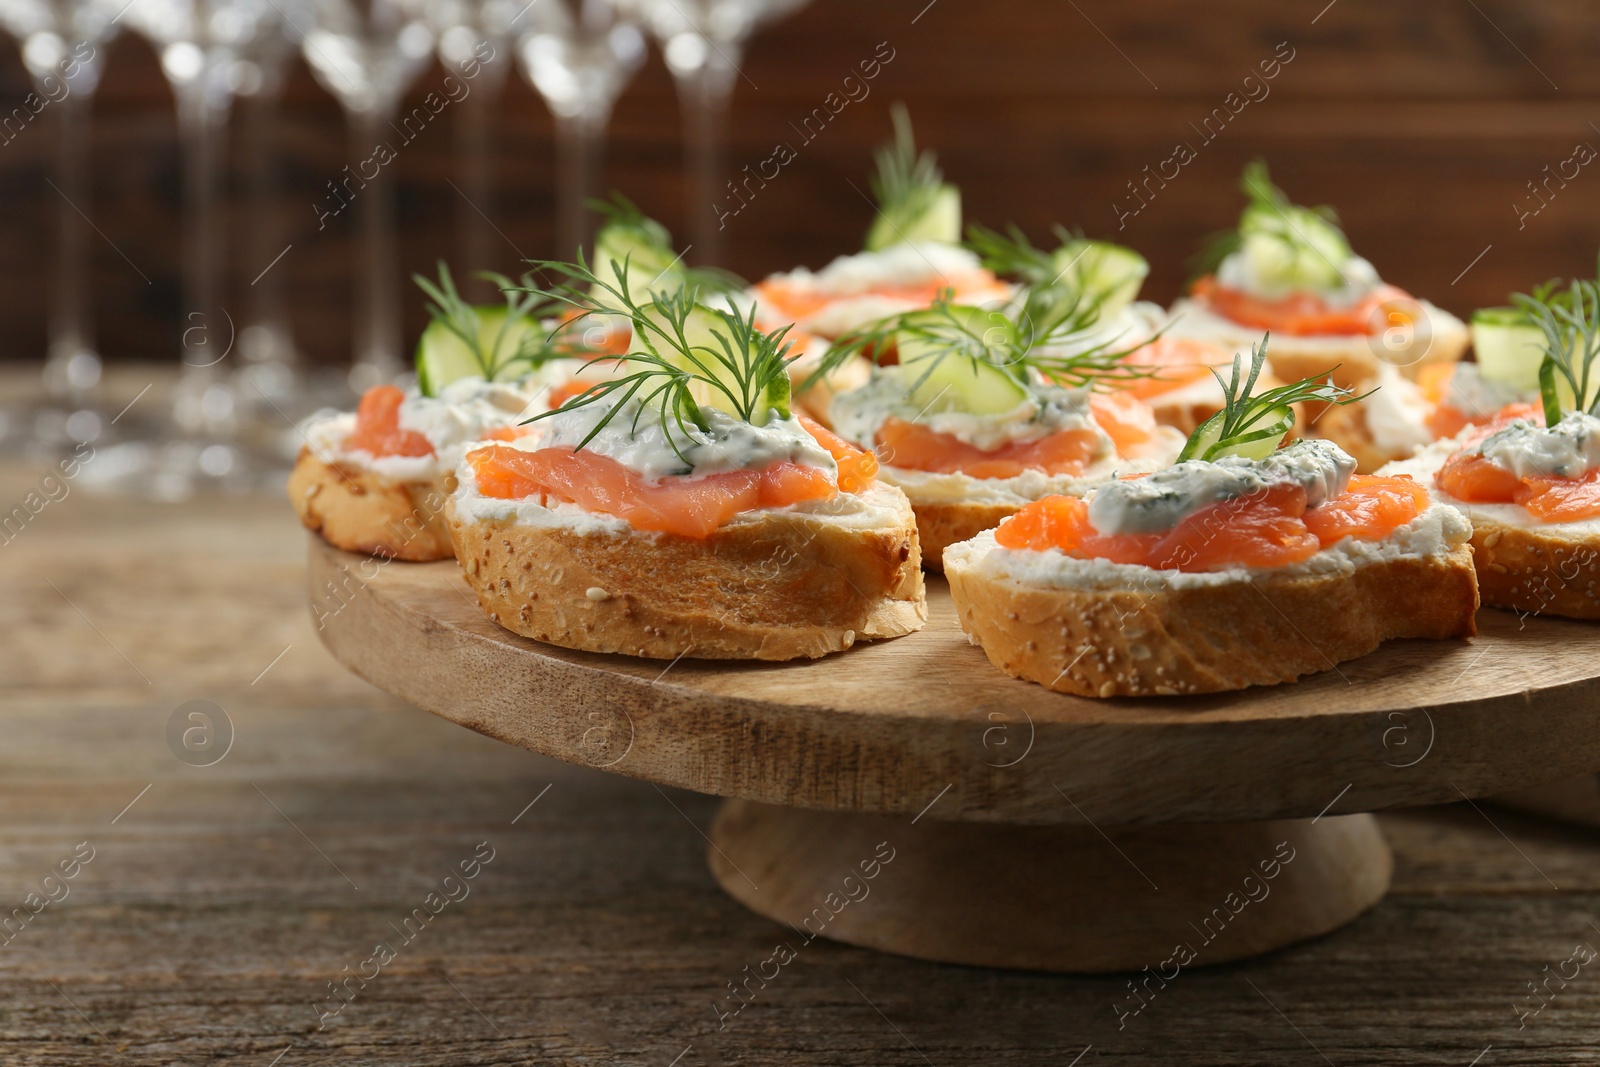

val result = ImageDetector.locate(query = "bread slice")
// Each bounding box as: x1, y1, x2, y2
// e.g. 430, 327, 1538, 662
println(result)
879, 446, 1183, 574
943, 508, 1479, 696
287, 448, 455, 561
445, 484, 927, 660
1380, 444, 1600, 619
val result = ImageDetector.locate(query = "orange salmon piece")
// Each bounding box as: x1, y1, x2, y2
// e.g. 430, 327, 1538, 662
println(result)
1191, 275, 1414, 337
797, 414, 878, 492
875, 416, 1100, 479
1514, 471, 1600, 521
1302, 475, 1426, 546
345, 385, 435, 458
1089, 391, 1163, 457
1119, 336, 1225, 399
467, 445, 837, 539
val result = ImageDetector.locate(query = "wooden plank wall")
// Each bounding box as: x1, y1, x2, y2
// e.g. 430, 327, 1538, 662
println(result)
1, 0, 1597, 366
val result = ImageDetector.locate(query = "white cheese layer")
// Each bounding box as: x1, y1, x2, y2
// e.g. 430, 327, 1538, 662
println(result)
830, 365, 1108, 453
1214, 249, 1382, 308
1363, 363, 1435, 456
526, 393, 835, 481
1085, 439, 1356, 536
300, 373, 557, 483
943, 503, 1471, 591
1476, 411, 1600, 479
879, 450, 1174, 508
451, 465, 909, 533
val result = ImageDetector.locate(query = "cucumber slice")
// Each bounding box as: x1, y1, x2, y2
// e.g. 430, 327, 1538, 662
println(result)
1471, 307, 1546, 392
591, 214, 682, 303
1182, 404, 1293, 462
1239, 205, 1350, 292
1051, 239, 1149, 318
865, 184, 961, 252
898, 336, 1027, 417
414, 305, 542, 396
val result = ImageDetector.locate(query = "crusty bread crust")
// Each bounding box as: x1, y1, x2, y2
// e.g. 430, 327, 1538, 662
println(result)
1307, 401, 1399, 475
1264, 328, 1469, 393
286, 448, 455, 562
1469, 517, 1600, 619
911, 500, 1020, 573
445, 485, 928, 660
945, 543, 1479, 696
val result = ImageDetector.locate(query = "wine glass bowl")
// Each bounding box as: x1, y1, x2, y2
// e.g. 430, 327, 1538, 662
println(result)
514, 0, 644, 257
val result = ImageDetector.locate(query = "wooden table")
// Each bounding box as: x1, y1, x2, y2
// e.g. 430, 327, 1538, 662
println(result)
5, 449, 1600, 1065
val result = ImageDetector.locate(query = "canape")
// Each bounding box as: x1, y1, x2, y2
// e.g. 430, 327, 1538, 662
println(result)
1167, 161, 1467, 390
289, 267, 585, 561
446, 258, 927, 661
751, 107, 1010, 345
1317, 282, 1554, 471
966, 222, 1281, 435
945, 341, 1479, 697
818, 281, 1185, 568
1379, 276, 1600, 619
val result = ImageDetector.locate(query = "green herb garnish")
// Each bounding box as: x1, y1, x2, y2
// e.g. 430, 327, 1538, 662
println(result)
1190, 160, 1352, 290
864, 105, 961, 251
589, 193, 744, 300
515, 255, 796, 463
1178, 336, 1364, 462
1514, 272, 1600, 426
412, 262, 587, 395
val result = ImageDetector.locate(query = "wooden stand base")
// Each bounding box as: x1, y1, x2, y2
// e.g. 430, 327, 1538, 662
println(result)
708, 800, 1393, 973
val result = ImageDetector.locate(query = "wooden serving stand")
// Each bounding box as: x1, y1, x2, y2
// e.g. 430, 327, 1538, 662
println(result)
309, 536, 1600, 972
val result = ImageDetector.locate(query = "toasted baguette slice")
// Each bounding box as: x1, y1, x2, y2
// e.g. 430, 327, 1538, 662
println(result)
1380, 443, 1600, 619
879, 440, 1184, 573
445, 484, 927, 660
287, 448, 455, 561
1165, 298, 1469, 391
943, 507, 1479, 697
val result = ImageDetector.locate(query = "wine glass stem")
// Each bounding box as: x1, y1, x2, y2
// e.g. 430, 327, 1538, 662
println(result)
677, 56, 731, 266
177, 85, 231, 418
351, 106, 401, 386
47, 88, 96, 400
555, 113, 602, 260
455, 86, 496, 298
242, 82, 293, 368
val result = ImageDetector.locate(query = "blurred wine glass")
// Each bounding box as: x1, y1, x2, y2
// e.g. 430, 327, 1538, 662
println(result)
425, 0, 514, 298
301, 0, 433, 389
619, 0, 809, 265
514, 0, 643, 259
126, 0, 291, 492
231, 0, 303, 416
0, 0, 120, 454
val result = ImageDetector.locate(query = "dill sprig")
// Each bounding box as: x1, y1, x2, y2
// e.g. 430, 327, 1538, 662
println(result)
1177, 336, 1364, 462
865, 104, 954, 251
801, 283, 1153, 397
412, 262, 586, 393
1513, 274, 1600, 426
966, 223, 1062, 285
1189, 160, 1350, 283
514, 255, 796, 463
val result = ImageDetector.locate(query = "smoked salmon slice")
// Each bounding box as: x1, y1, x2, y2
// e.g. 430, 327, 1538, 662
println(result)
345, 385, 435, 458
1191, 275, 1414, 337
1119, 336, 1225, 400
797, 414, 878, 492
1514, 471, 1600, 521
876, 416, 1100, 479
1302, 475, 1427, 544
1088, 391, 1163, 458
997, 476, 1423, 573
468, 445, 839, 539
